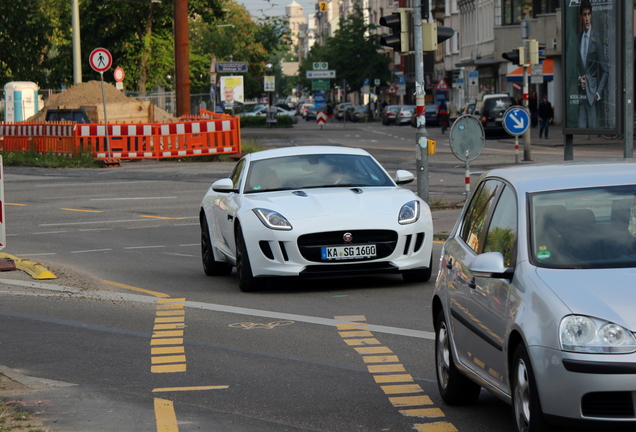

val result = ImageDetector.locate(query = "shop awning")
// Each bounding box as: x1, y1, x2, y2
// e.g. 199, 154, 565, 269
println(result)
506, 58, 553, 82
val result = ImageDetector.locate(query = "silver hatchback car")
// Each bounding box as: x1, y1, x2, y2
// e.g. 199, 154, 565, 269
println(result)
432, 160, 636, 431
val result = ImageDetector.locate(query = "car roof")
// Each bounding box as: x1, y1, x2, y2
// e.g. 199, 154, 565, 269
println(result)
244, 146, 371, 162
482, 159, 636, 195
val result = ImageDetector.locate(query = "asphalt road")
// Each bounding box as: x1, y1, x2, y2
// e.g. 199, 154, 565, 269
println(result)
0, 121, 628, 432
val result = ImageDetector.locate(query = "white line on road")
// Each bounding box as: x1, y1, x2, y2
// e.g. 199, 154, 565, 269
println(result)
70, 249, 113, 254
90, 197, 177, 201
0, 278, 435, 340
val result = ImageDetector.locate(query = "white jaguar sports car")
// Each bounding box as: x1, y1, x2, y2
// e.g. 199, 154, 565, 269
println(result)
199, 146, 434, 291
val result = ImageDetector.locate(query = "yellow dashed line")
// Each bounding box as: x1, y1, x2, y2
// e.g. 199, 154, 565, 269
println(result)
139, 215, 186, 220
60, 208, 104, 213
6, 203, 27, 206
102, 279, 169, 298
154, 398, 179, 432
335, 315, 457, 431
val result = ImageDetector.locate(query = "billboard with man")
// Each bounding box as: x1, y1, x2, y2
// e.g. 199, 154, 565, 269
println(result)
563, 0, 621, 135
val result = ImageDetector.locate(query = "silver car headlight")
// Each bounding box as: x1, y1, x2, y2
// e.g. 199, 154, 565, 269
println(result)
398, 200, 420, 225
253, 209, 292, 230
559, 315, 636, 353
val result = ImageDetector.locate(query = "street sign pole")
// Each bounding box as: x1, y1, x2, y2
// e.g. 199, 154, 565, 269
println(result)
413, 0, 428, 202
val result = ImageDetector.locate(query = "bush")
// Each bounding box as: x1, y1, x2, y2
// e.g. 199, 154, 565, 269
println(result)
239, 115, 294, 128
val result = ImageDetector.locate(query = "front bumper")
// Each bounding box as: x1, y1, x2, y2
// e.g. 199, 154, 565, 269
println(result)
241, 219, 433, 279
530, 345, 636, 424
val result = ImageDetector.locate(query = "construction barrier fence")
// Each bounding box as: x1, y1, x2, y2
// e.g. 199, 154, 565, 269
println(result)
0, 111, 241, 161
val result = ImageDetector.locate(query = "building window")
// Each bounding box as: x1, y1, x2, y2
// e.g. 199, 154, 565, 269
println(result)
501, 0, 558, 26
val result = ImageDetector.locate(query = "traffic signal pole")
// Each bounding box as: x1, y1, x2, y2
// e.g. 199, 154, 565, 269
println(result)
413, 0, 428, 202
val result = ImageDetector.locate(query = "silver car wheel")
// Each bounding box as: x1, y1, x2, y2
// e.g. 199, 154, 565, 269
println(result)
514, 358, 531, 432
436, 320, 451, 390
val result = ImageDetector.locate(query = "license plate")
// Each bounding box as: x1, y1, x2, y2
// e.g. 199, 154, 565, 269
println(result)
487, 122, 496, 127
321, 244, 377, 261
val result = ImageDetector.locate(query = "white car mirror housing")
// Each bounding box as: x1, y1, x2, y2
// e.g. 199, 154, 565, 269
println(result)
469, 252, 514, 280
395, 170, 414, 185
212, 178, 236, 193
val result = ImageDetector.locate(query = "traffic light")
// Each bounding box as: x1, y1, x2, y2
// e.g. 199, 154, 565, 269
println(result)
527, 40, 547, 65
422, 23, 455, 51
379, 9, 412, 54
502, 47, 525, 66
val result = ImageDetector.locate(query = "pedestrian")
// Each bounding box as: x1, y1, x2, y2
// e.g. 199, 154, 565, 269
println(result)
539, 95, 553, 139
438, 100, 449, 133
529, 91, 538, 127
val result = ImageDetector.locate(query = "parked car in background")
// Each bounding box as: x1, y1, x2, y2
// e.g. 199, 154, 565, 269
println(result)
200, 146, 434, 292
297, 103, 314, 118
460, 102, 476, 116
381, 105, 401, 125
473, 93, 516, 135
335, 103, 353, 121
433, 160, 636, 432
396, 105, 415, 126
345, 105, 370, 122
411, 105, 440, 127
240, 105, 298, 123
305, 106, 319, 121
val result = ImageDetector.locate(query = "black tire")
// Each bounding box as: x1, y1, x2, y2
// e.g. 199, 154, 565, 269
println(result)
201, 215, 232, 276
435, 312, 481, 405
512, 345, 552, 432
402, 255, 433, 283
235, 226, 265, 292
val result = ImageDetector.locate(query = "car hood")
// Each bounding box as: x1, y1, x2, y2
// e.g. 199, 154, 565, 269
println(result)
243, 187, 421, 222
535, 267, 636, 329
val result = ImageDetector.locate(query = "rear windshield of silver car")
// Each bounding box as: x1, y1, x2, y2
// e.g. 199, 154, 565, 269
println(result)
244, 154, 394, 193
530, 185, 636, 269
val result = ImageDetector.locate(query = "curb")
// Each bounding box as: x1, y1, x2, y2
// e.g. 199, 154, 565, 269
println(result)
0, 253, 57, 280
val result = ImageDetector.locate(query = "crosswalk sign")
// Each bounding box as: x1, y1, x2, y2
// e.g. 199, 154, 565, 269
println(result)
435, 78, 449, 91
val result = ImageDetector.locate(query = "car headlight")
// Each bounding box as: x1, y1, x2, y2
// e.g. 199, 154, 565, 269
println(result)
559, 315, 636, 353
253, 209, 292, 231
398, 200, 420, 225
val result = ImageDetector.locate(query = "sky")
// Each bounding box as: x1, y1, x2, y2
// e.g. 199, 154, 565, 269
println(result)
239, 0, 315, 21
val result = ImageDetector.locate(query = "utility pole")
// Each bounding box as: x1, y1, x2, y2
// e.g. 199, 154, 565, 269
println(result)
174, 0, 190, 117
522, 15, 531, 161
413, 0, 428, 201
71, 0, 81, 84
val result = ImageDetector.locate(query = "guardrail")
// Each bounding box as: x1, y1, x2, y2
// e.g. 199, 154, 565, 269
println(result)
0, 114, 241, 161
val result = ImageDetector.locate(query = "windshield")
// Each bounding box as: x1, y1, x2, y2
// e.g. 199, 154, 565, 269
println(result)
244, 154, 394, 194
530, 186, 636, 269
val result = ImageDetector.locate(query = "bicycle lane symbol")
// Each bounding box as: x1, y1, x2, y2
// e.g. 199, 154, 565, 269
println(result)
229, 321, 295, 330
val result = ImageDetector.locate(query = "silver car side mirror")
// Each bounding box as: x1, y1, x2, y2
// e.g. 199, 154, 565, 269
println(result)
469, 252, 514, 280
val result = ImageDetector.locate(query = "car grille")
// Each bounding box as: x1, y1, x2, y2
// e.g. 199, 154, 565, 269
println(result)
297, 230, 398, 262
581, 392, 635, 418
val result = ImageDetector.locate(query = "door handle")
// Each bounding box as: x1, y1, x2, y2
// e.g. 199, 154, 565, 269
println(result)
469, 278, 476, 289
446, 258, 453, 269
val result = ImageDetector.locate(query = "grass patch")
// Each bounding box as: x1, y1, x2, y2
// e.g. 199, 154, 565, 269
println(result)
1, 152, 101, 168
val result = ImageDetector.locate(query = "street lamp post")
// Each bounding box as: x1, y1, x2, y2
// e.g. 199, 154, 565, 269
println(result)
266, 63, 275, 127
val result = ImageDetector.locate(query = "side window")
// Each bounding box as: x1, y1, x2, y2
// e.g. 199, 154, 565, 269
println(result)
460, 180, 503, 254
483, 186, 518, 267
230, 159, 245, 190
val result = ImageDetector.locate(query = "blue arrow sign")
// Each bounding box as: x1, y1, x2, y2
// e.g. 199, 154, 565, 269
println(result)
503, 107, 530, 136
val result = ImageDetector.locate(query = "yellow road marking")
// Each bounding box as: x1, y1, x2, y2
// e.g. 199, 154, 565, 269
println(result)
155, 317, 185, 323
157, 304, 184, 310
373, 374, 413, 384
152, 347, 185, 355
152, 330, 184, 338
158, 298, 186, 303
157, 310, 185, 316
60, 208, 103, 213
154, 323, 186, 330
343, 338, 381, 346
414, 422, 458, 432
150, 338, 184, 345
355, 346, 393, 355
152, 364, 187, 373
102, 279, 169, 298
153, 386, 229, 393
151, 355, 187, 364
368, 364, 406, 373
389, 395, 433, 407
362, 355, 400, 363
401, 408, 445, 418
6, 203, 27, 206
338, 330, 374, 337
381, 384, 423, 394
154, 398, 179, 432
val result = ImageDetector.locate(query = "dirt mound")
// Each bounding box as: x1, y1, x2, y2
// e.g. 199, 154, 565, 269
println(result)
29, 81, 176, 123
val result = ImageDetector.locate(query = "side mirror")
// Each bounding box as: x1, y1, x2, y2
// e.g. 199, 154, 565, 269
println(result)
469, 252, 514, 280
395, 170, 415, 185
212, 178, 236, 193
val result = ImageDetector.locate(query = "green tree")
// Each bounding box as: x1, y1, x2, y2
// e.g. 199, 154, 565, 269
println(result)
0, 0, 53, 85
299, 8, 390, 95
